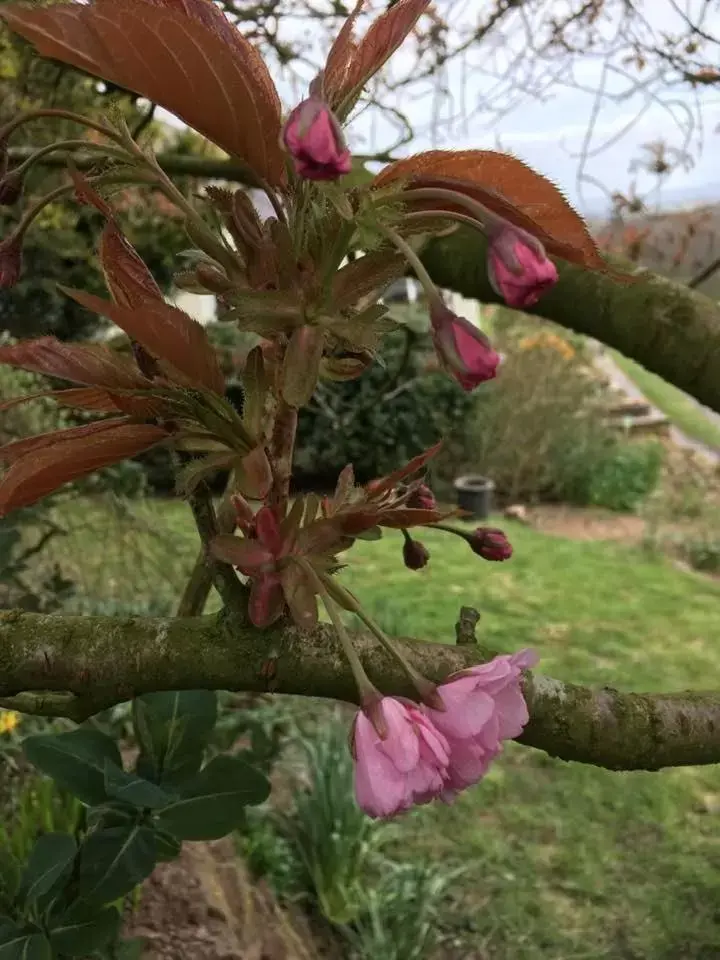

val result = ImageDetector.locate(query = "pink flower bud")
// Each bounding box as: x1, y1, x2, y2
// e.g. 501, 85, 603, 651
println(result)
487, 227, 558, 308
281, 97, 352, 181
402, 537, 430, 570
468, 526, 512, 561
407, 483, 436, 511
429, 302, 500, 392
351, 697, 450, 819
0, 234, 22, 288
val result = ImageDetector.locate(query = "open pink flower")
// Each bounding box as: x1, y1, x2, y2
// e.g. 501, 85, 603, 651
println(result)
352, 698, 450, 819
487, 226, 558, 309
282, 97, 352, 181
421, 649, 537, 797
429, 302, 500, 392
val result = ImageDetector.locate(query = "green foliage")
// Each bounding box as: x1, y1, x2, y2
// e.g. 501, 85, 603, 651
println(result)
563, 440, 665, 512
343, 861, 460, 960
0, 690, 272, 960
270, 720, 388, 925
681, 533, 720, 574
295, 327, 474, 486
447, 332, 662, 510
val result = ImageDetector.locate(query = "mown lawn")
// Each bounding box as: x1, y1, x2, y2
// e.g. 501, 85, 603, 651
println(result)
45, 497, 720, 959
612, 350, 720, 453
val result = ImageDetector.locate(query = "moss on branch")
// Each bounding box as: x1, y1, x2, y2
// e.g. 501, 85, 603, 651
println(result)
2, 608, 720, 771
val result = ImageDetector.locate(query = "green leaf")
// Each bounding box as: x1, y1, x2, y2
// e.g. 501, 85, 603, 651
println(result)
86, 801, 138, 832
104, 761, 173, 810
156, 755, 270, 841
77, 825, 157, 906
0, 927, 51, 960
154, 830, 181, 863
23, 729, 122, 806
114, 937, 146, 960
132, 691, 217, 786
18, 834, 76, 906
49, 904, 121, 957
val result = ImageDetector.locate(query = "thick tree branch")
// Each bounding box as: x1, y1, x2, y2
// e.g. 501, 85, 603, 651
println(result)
420, 227, 720, 416
1, 609, 719, 771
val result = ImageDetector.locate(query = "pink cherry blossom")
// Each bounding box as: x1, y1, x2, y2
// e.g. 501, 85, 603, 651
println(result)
352, 698, 450, 819
487, 227, 558, 308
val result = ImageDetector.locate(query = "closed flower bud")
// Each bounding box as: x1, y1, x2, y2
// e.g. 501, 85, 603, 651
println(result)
487, 226, 558, 309
407, 483, 436, 511
281, 97, 352, 181
403, 536, 430, 570
468, 527, 512, 562
429, 301, 500, 392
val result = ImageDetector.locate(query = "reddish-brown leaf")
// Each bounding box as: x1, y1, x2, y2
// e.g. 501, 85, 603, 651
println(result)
0, 0, 285, 186
70, 170, 168, 309
373, 150, 634, 277
209, 534, 273, 575
0, 386, 144, 415
0, 421, 168, 515
238, 445, 272, 500
0, 418, 133, 465
0, 336, 150, 389
366, 441, 443, 498
60, 288, 225, 394
376, 507, 452, 529
280, 562, 319, 629
324, 0, 430, 111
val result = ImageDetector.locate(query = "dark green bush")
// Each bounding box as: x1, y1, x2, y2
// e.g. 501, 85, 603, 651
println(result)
295, 328, 474, 488
681, 534, 720, 574
562, 440, 665, 512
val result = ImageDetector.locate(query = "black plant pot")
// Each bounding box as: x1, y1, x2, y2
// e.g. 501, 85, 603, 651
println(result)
454, 475, 495, 520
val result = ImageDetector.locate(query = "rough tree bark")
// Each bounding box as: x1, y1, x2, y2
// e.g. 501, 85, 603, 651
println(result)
1, 608, 720, 771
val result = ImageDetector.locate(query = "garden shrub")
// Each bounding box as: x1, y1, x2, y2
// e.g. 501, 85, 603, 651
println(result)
443, 331, 663, 510
294, 327, 474, 489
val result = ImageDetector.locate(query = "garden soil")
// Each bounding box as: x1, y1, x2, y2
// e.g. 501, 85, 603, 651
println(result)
122, 839, 342, 960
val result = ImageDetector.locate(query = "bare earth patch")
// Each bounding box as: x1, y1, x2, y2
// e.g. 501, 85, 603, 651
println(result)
524, 505, 647, 542
123, 839, 341, 960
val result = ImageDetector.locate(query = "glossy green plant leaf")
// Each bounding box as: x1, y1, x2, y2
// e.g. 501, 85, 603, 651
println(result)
156, 755, 270, 841
77, 825, 157, 905
23, 729, 122, 806
18, 834, 76, 906
132, 691, 217, 787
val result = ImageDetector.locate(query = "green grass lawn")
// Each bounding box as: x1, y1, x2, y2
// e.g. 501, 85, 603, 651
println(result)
612, 350, 720, 452
43, 497, 720, 958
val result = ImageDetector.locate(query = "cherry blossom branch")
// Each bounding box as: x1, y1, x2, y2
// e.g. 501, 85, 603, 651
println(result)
1, 607, 719, 771
9, 147, 720, 412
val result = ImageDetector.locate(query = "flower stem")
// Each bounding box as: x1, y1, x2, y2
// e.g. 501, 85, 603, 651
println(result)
296, 559, 377, 700
323, 576, 426, 684
376, 223, 444, 311
0, 109, 129, 146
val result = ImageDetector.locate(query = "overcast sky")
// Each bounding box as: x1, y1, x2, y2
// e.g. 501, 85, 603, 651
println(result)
160, 0, 720, 217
